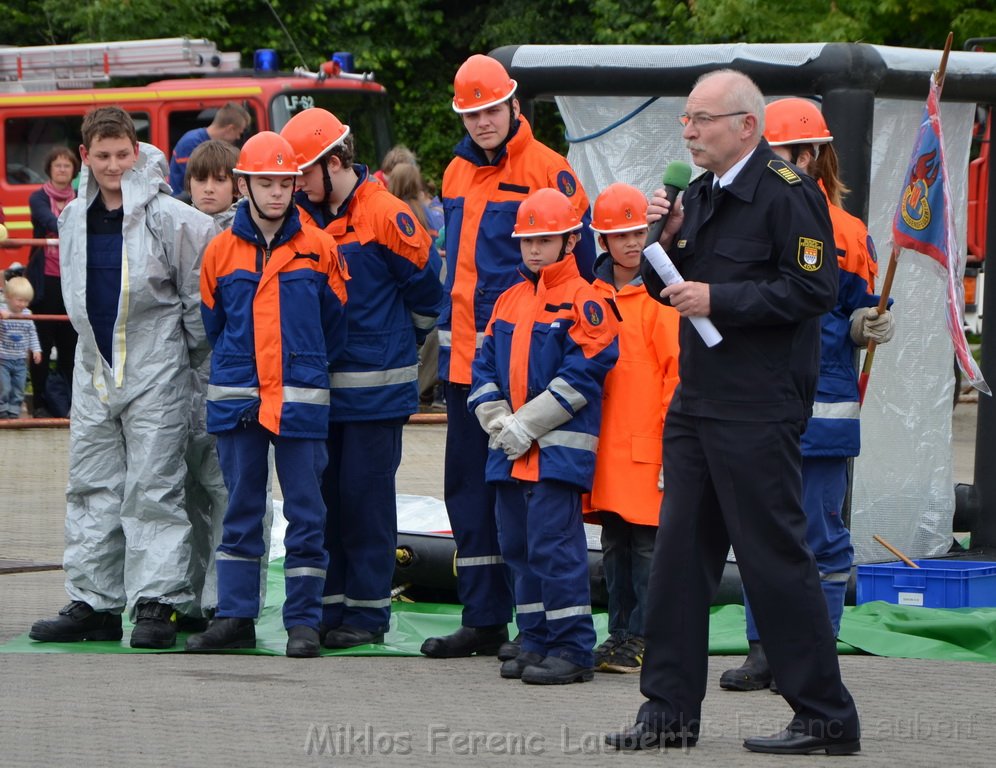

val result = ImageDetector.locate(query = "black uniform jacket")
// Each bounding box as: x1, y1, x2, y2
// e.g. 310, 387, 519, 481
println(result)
643, 139, 838, 424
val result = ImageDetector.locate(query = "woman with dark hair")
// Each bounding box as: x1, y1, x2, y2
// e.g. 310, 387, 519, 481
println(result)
27, 146, 79, 417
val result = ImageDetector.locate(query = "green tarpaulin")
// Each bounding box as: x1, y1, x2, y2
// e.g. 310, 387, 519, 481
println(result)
4, 560, 995, 662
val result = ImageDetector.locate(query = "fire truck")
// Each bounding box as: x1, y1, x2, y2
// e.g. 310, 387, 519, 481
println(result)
0, 38, 393, 268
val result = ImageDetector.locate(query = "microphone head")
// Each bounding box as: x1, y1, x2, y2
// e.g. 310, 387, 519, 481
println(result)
662, 161, 693, 190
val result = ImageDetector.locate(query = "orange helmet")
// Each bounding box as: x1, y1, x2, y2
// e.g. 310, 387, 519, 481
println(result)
512, 188, 582, 238
279, 108, 350, 170
764, 98, 833, 147
234, 131, 301, 176
590, 183, 649, 235
452, 54, 517, 114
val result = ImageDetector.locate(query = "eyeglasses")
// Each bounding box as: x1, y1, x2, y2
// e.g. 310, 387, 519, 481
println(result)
678, 111, 748, 127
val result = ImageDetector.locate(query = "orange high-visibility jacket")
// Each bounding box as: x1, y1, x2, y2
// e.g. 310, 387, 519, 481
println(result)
587, 257, 681, 525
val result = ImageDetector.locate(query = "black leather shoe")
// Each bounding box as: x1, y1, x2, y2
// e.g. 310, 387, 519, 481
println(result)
497, 632, 521, 661
420, 624, 507, 658
520, 655, 593, 685
287, 625, 321, 658
604, 721, 697, 751
743, 728, 860, 755
499, 651, 544, 679
322, 624, 384, 649
719, 640, 772, 690
185, 617, 256, 652
29, 601, 123, 643
129, 600, 177, 649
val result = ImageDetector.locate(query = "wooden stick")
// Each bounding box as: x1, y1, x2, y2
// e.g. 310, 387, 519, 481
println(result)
873, 534, 920, 568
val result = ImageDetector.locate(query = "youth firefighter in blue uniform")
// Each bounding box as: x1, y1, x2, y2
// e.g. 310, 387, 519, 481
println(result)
281, 108, 442, 648
470, 188, 618, 684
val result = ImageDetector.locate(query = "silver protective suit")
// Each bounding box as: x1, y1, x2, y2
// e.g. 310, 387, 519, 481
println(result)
58, 142, 216, 617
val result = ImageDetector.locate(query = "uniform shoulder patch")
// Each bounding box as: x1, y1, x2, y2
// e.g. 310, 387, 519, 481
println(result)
797, 237, 824, 272
582, 299, 604, 326
556, 170, 578, 197
767, 159, 801, 185
395, 211, 417, 237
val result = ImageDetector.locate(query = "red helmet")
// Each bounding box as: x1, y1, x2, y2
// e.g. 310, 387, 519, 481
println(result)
512, 188, 582, 238
590, 183, 649, 235
279, 108, 350, 170
764, 98, 833, 147
234, 132, 301, 176
452, 54, 517, 114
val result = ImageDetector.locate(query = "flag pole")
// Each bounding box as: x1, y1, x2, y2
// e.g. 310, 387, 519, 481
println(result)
858, 32, 954, 404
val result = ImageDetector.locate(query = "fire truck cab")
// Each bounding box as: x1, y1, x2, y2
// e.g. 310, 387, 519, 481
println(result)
0, 38, 393, 267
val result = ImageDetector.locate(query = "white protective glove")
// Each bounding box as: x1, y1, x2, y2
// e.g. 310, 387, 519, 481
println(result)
849, 307, 896, 346
494, 390, 573, 461
657, 466, 664, 491
474, 399, 513, 450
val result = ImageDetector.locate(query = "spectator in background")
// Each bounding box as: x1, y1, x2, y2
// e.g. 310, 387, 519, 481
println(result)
0, 276, 43, 419
373, 144, 417, 185
27, 146, 79, 417
169, 102, 251, 196
388, 162, 446, 411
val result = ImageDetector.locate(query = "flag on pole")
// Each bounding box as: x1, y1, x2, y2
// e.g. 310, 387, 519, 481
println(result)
892, 76, 990, 395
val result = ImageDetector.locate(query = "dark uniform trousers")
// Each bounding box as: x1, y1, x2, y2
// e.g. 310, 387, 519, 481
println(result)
443, 382, 514, 627
638, 410, 859, 740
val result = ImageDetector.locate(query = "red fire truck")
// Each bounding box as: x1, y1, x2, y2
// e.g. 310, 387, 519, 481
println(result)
0, 38, 393, 268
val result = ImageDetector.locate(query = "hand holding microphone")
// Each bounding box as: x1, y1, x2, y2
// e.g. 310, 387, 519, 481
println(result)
642, 161, 722, 348
645, 161, 692, 248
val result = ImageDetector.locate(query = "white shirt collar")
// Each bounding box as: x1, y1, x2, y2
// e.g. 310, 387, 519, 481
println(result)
715, 147, 757, 188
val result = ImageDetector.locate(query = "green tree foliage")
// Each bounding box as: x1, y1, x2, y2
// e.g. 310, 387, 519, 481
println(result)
3, 0, 992, 179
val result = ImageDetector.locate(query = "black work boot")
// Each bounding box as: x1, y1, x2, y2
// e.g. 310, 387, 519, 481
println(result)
719, 640, 772, 691
286, 625, 321, 658
185, 617, 256, 652
496, 632, 522, 661
130, 600, 178, 649
521, 655, 594, 685
420, 625, 507, 658
29, 601, 123, 643
322, 624, 384, 649
499, 651, 544, 679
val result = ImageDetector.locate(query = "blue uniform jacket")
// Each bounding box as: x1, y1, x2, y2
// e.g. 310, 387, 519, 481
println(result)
470, 255, 619, 491
298, 165, 442, 421
200, 201, 349, 438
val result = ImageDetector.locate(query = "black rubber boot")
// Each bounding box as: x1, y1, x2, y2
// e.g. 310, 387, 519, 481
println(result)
286, 625, 321, 658
499, 651, 544, 679
520, 655, 594, 685
29, 601, 123, 643
420, 625, 507, 658
185, 617, 256, 652
719, 640, 772, 691
496, 632, 521, 661
322, 624, 384, 649
129, 600, 177, 649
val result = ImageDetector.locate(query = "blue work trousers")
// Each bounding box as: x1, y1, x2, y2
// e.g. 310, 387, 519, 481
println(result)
321, 419, 404, 634
443, 382, 512, 627
496, 479, 595, 667
215, 422, 328, 630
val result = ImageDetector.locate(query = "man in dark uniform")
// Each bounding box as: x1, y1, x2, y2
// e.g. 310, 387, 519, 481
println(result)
604, 69, 861, 755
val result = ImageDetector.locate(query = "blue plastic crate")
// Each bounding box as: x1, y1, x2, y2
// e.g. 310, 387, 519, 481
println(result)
856, 560, 996, 609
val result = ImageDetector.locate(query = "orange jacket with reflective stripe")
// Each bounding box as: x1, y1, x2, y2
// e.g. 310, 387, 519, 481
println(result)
470, 255, 618, 490
440, 116, 593, 385
586, 257, 681, 526
200, 202, 349, 438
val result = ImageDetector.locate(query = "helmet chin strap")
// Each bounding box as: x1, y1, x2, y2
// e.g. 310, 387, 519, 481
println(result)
245, 177, 291, 223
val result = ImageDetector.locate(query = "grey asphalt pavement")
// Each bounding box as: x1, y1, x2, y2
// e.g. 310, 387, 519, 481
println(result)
0, 411, 991, 767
